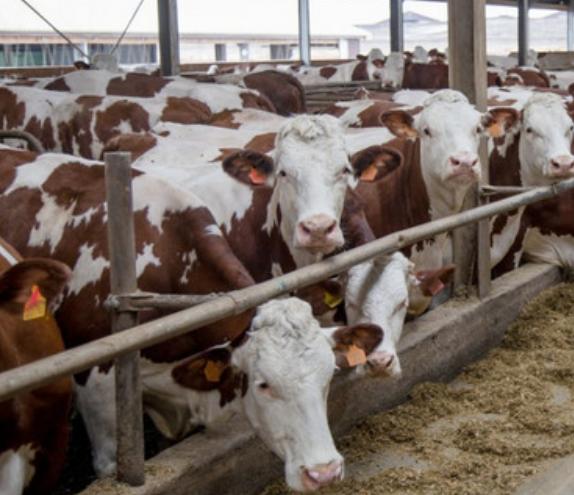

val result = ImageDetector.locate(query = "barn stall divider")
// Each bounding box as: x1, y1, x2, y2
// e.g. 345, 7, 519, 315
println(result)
0, 152, 572, 491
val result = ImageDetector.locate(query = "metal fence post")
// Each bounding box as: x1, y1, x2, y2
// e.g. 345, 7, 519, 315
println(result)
104, 152, 145, 486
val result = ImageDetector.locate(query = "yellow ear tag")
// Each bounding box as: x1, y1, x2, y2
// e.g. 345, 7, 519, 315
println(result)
204, 360, 226, 383
23, 285, 47, 321
323, 290, 343, 309
345, 344, 367, 367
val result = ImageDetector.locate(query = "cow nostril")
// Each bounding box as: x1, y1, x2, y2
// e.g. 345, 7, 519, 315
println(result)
300, 224, 312, 235
325, 222, 336, 235
551, 160, 561, 169
471, 159, 478, 167
450, 158, 460, 166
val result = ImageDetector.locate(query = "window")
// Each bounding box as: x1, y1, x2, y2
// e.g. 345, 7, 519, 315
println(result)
270, 44, 292, 60
238, 42, 249, 61
215, 43, 227, 62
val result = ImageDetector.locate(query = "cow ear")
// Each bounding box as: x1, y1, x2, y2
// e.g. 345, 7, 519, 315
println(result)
324, 323, 383, 369
482, 107, 520, 138
380, 110, 418, 139
222, 150, 275, 187
0, 259, 71, 314
415, 264, 455, 297
351, 145, 403, 182
171, 347, 234, 391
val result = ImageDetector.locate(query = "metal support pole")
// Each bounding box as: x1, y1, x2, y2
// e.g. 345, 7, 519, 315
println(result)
518, 0, 529, 66
298, 0, 311, 66
568, 0, 574, 51
390, 0, 404, 53
448, 0, 488, 294
157, 0, 180, 76
105, 152, 145, 487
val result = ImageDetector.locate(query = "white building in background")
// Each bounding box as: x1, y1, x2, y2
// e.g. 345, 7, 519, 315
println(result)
0, 0, 366, 68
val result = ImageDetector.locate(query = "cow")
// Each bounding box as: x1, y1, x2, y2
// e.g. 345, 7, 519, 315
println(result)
7, 69, 276, 114
489, 92, 574, 271
0, 146, 383, 491
0, 239, 72, 495
503, 67, 551, 88
294, 52, 386, 85
0, 85, 217, 159
335, 91, 518, 312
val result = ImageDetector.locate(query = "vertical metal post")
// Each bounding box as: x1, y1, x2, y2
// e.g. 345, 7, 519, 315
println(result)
568, 0, 574, 51
448, 0, 489, 294
518, 0, 529, 66
157, 0, 180, 76
390, 0, 404, 53
298, 0, 311, 66
105, 152, 145, 486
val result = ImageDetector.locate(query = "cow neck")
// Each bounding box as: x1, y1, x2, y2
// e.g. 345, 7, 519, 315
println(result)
400, 139, 432, 225
490, 132, 521, 187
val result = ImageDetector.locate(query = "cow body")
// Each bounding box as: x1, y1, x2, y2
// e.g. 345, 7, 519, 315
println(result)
0, 239, 71, 495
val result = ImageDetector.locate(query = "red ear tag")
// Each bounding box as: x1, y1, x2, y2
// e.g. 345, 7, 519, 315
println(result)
359, 164, 378, 182
23, 285, 47, 321
249, 167, 267, 185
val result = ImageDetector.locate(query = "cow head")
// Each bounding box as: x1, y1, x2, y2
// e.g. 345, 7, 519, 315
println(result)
172, 298, 383, 492
222, 115, 402, 264
375, 52, 405, 88
382, 90, 518, 215
0, 258, 71, 332
517, 93, 574, 185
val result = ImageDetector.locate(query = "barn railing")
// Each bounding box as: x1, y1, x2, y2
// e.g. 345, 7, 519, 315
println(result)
0, 152, 573, 487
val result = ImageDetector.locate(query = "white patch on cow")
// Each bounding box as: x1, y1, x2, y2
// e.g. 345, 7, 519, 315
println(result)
204, 224, 222, 237
136, 243, 161, 278
28, 193, 74, 253
179, 250, 197, 285
378, 52, 405, 88
75, 367, 117, 477
0, 445, 37, 495
345, 253, 412, 376
523, 228, 574, 267
71, 205, 99, 228
67, 244, 110, 296
393, 89, 431, 106
489, 208, 525, 269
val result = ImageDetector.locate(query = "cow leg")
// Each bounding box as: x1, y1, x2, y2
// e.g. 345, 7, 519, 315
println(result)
0, 448, 32, 495
75, 367, 117, 477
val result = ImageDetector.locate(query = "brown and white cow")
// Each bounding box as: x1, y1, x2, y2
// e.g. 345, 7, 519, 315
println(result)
8, 69, 275, 114
0, 146, 381, 492
489, 92, 574, 270
0, 239, 72, 495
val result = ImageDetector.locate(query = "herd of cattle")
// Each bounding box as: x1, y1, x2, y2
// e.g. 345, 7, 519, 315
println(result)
1, 49, 574, 495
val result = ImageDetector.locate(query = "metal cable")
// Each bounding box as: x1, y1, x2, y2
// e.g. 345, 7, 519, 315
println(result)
19, 0, 89, 60
111, 0, 146, 55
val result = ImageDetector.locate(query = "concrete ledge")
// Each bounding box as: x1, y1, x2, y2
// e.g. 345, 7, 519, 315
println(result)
81, 263, 562, 495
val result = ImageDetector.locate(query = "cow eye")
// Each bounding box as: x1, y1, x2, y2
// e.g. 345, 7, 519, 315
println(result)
258, 382, 270, 391
423, 128, 431, 137
526, 127, 533, 134
476, 125, 483, 134
278, 170, 287, 177
570, 125, 574, 132
342, 167, 352, 175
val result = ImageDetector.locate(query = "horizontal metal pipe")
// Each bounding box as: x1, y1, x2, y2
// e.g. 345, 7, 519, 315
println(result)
105, 292, 223, 311
480, 184, 536, 196
1, 177, 573, 402
0, 130, 45, 153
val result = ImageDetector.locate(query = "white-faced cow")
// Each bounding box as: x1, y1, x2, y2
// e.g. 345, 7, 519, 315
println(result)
489, 92, 574, 271
0, 238, 72, 495
0, 146, 381, 492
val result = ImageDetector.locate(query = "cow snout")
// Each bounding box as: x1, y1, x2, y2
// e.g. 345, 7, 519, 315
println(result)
448, 152, 479, 180
549, 155, 574, 177
296, 214, 343, 253
301, 460, 344, 491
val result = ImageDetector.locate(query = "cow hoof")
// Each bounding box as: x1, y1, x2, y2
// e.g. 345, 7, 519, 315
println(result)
367, 351, 402, 378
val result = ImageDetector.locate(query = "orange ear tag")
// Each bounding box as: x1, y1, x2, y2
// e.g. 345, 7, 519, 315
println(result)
204, 360, 226, 383
359, 164, 378, 182
248, 168, 267, 185
323, 290, 343, 309
23, 285, 47, 321
345, 344, 367, 367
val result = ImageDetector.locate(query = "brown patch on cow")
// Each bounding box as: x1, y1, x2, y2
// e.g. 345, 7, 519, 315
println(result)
101, 133, 158, 160
209, 109, 241, 129
322, 104, 348, 119
319, 66, 337, 80
244, 70, 307, 115
507, 67, 550, 88
0, 149, 36, 191
93, 99, 150, 147
43, 77, 71, 92
239, 91, 277, 113
351, 60, 369, 81
356, 101, 404, 128
160, 96, 212, 124
0, 87, 26, 128
23, 116, 56, 151
403, 62, 449, 89
212, 131, 277, 163
55, 95, 103, 157
106, 72, 171, 97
